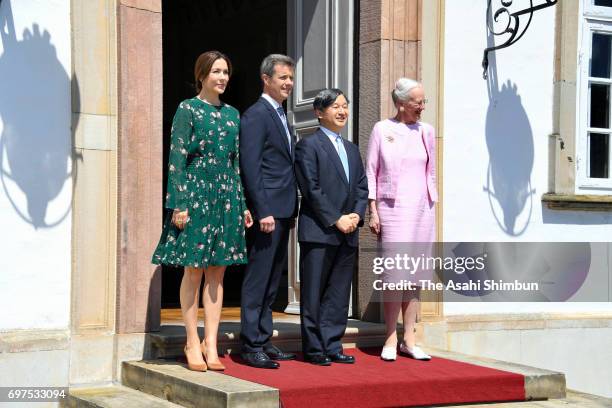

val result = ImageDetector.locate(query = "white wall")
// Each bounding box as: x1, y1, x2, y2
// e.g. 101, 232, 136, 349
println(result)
440, 1, 612, 398
442, 1, 612, 315
0, 0, 71, 330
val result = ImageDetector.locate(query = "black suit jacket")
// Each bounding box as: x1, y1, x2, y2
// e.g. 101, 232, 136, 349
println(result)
239, 97, 298, 220
295, 129, 368, 247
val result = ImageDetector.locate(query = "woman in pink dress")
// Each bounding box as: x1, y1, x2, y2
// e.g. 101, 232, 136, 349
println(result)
366, 78, 438, 361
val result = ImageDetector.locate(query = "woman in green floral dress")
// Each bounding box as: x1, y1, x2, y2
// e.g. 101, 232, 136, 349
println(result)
152, 51, 253, 372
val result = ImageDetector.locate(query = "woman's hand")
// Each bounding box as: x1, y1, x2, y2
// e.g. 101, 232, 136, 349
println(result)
244, 209, 254, 228
369, 212, 381, 235
172, 209, 189, 230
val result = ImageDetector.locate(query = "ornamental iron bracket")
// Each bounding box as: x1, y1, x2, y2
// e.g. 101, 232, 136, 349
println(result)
482, 0, 558, 79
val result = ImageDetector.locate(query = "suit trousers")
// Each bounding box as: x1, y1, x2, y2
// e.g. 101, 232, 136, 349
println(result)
240, 218, 291, 353
299, 241, 356, 357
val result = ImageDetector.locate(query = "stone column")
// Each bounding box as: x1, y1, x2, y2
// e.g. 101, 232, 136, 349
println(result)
357, 0, 422, 321
116, 0, 163, 334
552, 1, 580, 194
70, 0, 119, 384
357, 0, 443, 322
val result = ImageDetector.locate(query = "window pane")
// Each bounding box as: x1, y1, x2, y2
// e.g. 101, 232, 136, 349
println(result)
591, 34, 611, 78
595, 0, 612, 7
590, 84, 610, 128
589, 133, 610, 178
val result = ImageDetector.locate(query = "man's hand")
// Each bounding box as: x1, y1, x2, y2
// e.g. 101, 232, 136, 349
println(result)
335, 214, 358, 234
259, 215, 275, 233
348, 213, 360, 225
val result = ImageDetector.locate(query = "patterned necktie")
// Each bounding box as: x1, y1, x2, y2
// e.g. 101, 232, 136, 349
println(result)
335, 134, 349, 182
276, 106, 292, 152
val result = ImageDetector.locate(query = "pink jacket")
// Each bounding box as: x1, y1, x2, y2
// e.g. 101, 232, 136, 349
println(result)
366, 119, 438, 202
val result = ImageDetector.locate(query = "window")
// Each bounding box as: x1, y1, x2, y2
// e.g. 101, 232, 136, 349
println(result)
577, 0, 612, 190
545, 0, 612, 208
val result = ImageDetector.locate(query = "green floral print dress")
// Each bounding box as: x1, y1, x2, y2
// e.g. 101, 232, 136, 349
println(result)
152, 98, 248, 268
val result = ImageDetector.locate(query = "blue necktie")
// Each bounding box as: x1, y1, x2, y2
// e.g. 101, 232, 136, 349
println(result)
335, 134, 349, 182
276, 107, 292, 152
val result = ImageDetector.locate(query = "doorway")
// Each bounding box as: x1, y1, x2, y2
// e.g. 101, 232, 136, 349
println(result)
160, 0, 288, 309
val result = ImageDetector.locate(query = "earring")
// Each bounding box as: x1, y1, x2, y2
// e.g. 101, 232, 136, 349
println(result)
399, 106, 405, 112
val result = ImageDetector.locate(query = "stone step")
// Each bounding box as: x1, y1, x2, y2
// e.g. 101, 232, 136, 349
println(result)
136, 319, 567, 407
444, 391, 612, 407
426, 348, 567, 401
63, 385, 182, 408
122, 360, 278, 408
120, 349, 565, 408
150, 318, 386, 359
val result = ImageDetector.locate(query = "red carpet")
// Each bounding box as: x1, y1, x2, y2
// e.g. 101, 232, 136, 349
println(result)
220, 348, 525, 408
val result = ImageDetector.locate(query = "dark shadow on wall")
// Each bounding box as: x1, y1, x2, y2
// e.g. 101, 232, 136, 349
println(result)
483, 12, 535, 236
0, 0, 79, 230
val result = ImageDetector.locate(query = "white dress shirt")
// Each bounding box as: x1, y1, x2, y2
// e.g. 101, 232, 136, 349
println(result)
320, 126, 342, 152
261, 93, 292, 150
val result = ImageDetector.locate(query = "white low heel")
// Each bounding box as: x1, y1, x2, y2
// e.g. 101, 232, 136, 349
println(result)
399, 343, 431, 361
380, 346, 397, 361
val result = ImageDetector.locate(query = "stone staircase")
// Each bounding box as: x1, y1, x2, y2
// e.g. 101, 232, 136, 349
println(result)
63, 319, 578, 408
147, 318, 387, 359
63, 385, 183, 408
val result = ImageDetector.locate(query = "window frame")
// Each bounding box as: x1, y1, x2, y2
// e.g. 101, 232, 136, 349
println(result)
576, 1, 612, 191
585, 0, 612, 18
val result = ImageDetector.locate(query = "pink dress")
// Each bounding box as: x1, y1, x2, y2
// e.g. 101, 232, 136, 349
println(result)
366, 119, 436, 285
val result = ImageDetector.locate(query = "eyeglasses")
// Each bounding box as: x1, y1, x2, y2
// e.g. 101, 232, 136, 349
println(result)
406, 98, 428, 107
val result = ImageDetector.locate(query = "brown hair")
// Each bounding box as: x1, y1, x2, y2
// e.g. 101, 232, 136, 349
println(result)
194, 51, 232, 93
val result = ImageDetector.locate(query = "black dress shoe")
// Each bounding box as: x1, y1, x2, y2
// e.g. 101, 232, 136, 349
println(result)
304, 354, 332, 366
241, 352, 280, 369
327, 352, 355, 364
264, 345, 297, 361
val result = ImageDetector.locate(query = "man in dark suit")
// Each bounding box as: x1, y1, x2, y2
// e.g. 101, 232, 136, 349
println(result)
294, 88, 368, 365
239, 54, 298, 369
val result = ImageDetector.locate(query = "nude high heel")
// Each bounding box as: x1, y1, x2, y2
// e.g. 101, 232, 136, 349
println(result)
201, 344, 226, 371
184, 345, 207, 372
